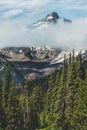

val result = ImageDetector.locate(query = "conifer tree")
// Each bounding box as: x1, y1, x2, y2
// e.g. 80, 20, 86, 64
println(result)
6, 82, 23, 130
23, 82, 29, 130
69, 52, 72, 64
44, 74, 54, 120
72, 49, 75, 62
44, 74, 56, 125
2, 65, 11, 109
0, 78, 7, 130
72, 80, 87, 129
64, 53, 67, 65
54, 64, 67, 130
30, 86, 44, 129
65, 55, 83, 129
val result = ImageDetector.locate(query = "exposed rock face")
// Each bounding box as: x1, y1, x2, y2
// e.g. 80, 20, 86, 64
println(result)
45, 12, 60, 23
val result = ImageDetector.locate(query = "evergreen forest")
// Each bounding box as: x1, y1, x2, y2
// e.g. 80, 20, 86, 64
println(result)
0, 52, 87, 130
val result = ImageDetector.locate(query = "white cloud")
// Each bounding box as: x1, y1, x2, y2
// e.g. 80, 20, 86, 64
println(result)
27, 18, 87, 49
0, 0, 51, 18
3, 9, 23, 18
0, 18, 87, 49
0, 0, 87, 19
0, 21, 31, 47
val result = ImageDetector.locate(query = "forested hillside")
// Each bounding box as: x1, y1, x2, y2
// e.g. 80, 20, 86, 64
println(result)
0, 52, 87, 130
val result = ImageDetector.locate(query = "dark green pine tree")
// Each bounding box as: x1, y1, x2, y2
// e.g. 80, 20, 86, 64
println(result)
31, 86, 43, 114
69, 52, 72, 64
44, 54, 68, 129
65, 64, 75, 129
2, 65, 11, 109
23, 83, 29, 130
0, 78, 7, 130
6, 82, 24, 130
45, 74, 55, 113
28, 98, 39, 130
44, 74, 56, 127
72, 80, 87, 130
65, 54, 83, 130
28, 85, 43, 130
54, 60, 68, 130
72, 49, 75, 63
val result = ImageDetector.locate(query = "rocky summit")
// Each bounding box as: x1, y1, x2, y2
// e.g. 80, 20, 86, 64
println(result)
31, 12, 72, 28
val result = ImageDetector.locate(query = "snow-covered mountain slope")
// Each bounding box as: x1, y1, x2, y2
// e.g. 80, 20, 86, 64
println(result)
50, 50, 85, 65
0, 47, 86, 81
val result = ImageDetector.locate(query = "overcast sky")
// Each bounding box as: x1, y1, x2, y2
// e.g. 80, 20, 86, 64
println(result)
0, 0, 87, 48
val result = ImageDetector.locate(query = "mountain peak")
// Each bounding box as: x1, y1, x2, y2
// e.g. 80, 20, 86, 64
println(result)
30, 12, 72, 28
45, 12, 59, 22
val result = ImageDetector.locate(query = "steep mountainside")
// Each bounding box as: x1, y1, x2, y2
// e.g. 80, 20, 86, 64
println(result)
0, 54, 24, 85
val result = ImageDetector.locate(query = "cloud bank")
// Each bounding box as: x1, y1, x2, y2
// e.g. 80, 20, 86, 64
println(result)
0, 17, 87, 49
27, 18, 87, 49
